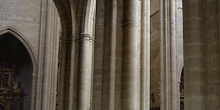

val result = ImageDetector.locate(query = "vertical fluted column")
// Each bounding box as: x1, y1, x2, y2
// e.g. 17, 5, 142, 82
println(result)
140, 0, 150, 110
183, 0, 205, 110
122, 0, 141, 110
48, 2, 60, 109
160, 0, 179, 109
205, 0, 220, 109
50, 5, 61, 110
78, 34, 93, 110
33, 0, 48, 109
170, 0, 178, 110
41, 0, 53, 109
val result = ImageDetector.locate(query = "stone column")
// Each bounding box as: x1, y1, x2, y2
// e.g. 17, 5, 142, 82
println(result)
140, 0, 150, 110
183, 0, 205, 110
170, 0, 178, 109
48, 2, 60, 109
78, 33, 93, 110
41, 0, 53, 109
205, 0, 220, 109
33, 0, 48, 109
122, 0, 141, 110
101, 0, 117, 109
160, 0, 179, 109
40, 0, 62, 109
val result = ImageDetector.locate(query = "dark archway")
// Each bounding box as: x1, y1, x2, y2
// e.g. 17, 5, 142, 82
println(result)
0, 33, 33, 110
0, 104, 4, 110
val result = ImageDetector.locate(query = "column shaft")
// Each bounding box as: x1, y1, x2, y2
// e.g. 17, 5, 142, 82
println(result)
122, 0, 141, 110
41, 0, 53, 109
33, 0, 48, 108
170, 0, 178, 110
160, 0, 178, 109
49, 3, 58, 109
183, 0, 205, 110
140, 0, 150, 110
78, 34, 93, 110
205, 0, 220, 109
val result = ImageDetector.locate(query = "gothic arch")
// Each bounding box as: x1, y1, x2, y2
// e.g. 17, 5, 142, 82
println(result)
0, 27, 37, 70
0, 27, 35, 110
52, 0, 73, 36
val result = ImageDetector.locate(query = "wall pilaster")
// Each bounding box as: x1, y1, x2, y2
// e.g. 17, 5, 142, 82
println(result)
41, 0, 60, 109
33, 0, 61, 109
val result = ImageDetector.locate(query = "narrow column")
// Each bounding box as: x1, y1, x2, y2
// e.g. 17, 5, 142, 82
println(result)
41, 0, 53, 109
140, 0, 150, 110
122, 0, 141, 110
183, 0, 205, 110
49, 6, 61, 110
33, 0, 48, 109
48, 2, 59, 109
78, 34, 93, 110
170, 0, 178, 110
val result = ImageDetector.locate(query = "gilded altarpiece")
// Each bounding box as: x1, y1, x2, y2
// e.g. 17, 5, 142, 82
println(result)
0, 67, 24, 110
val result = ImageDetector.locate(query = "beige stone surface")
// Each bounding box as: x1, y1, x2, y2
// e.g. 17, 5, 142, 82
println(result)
150, 10, 161, 107
150, 0, 159, 15
183, 0, 220, 110
4, 0, 220, 110
0, 0, 41, 56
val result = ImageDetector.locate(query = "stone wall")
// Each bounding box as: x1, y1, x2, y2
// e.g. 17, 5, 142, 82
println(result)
0, 0, 42, 54
150, 0, 160, 107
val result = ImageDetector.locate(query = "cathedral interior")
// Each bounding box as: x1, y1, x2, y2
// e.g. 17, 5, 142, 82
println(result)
0, 0, 219, 110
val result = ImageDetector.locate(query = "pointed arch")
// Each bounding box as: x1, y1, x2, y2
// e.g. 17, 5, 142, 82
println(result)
52, 0, 73, 36
0, 27, 35, 110
0, 27, 37, 71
